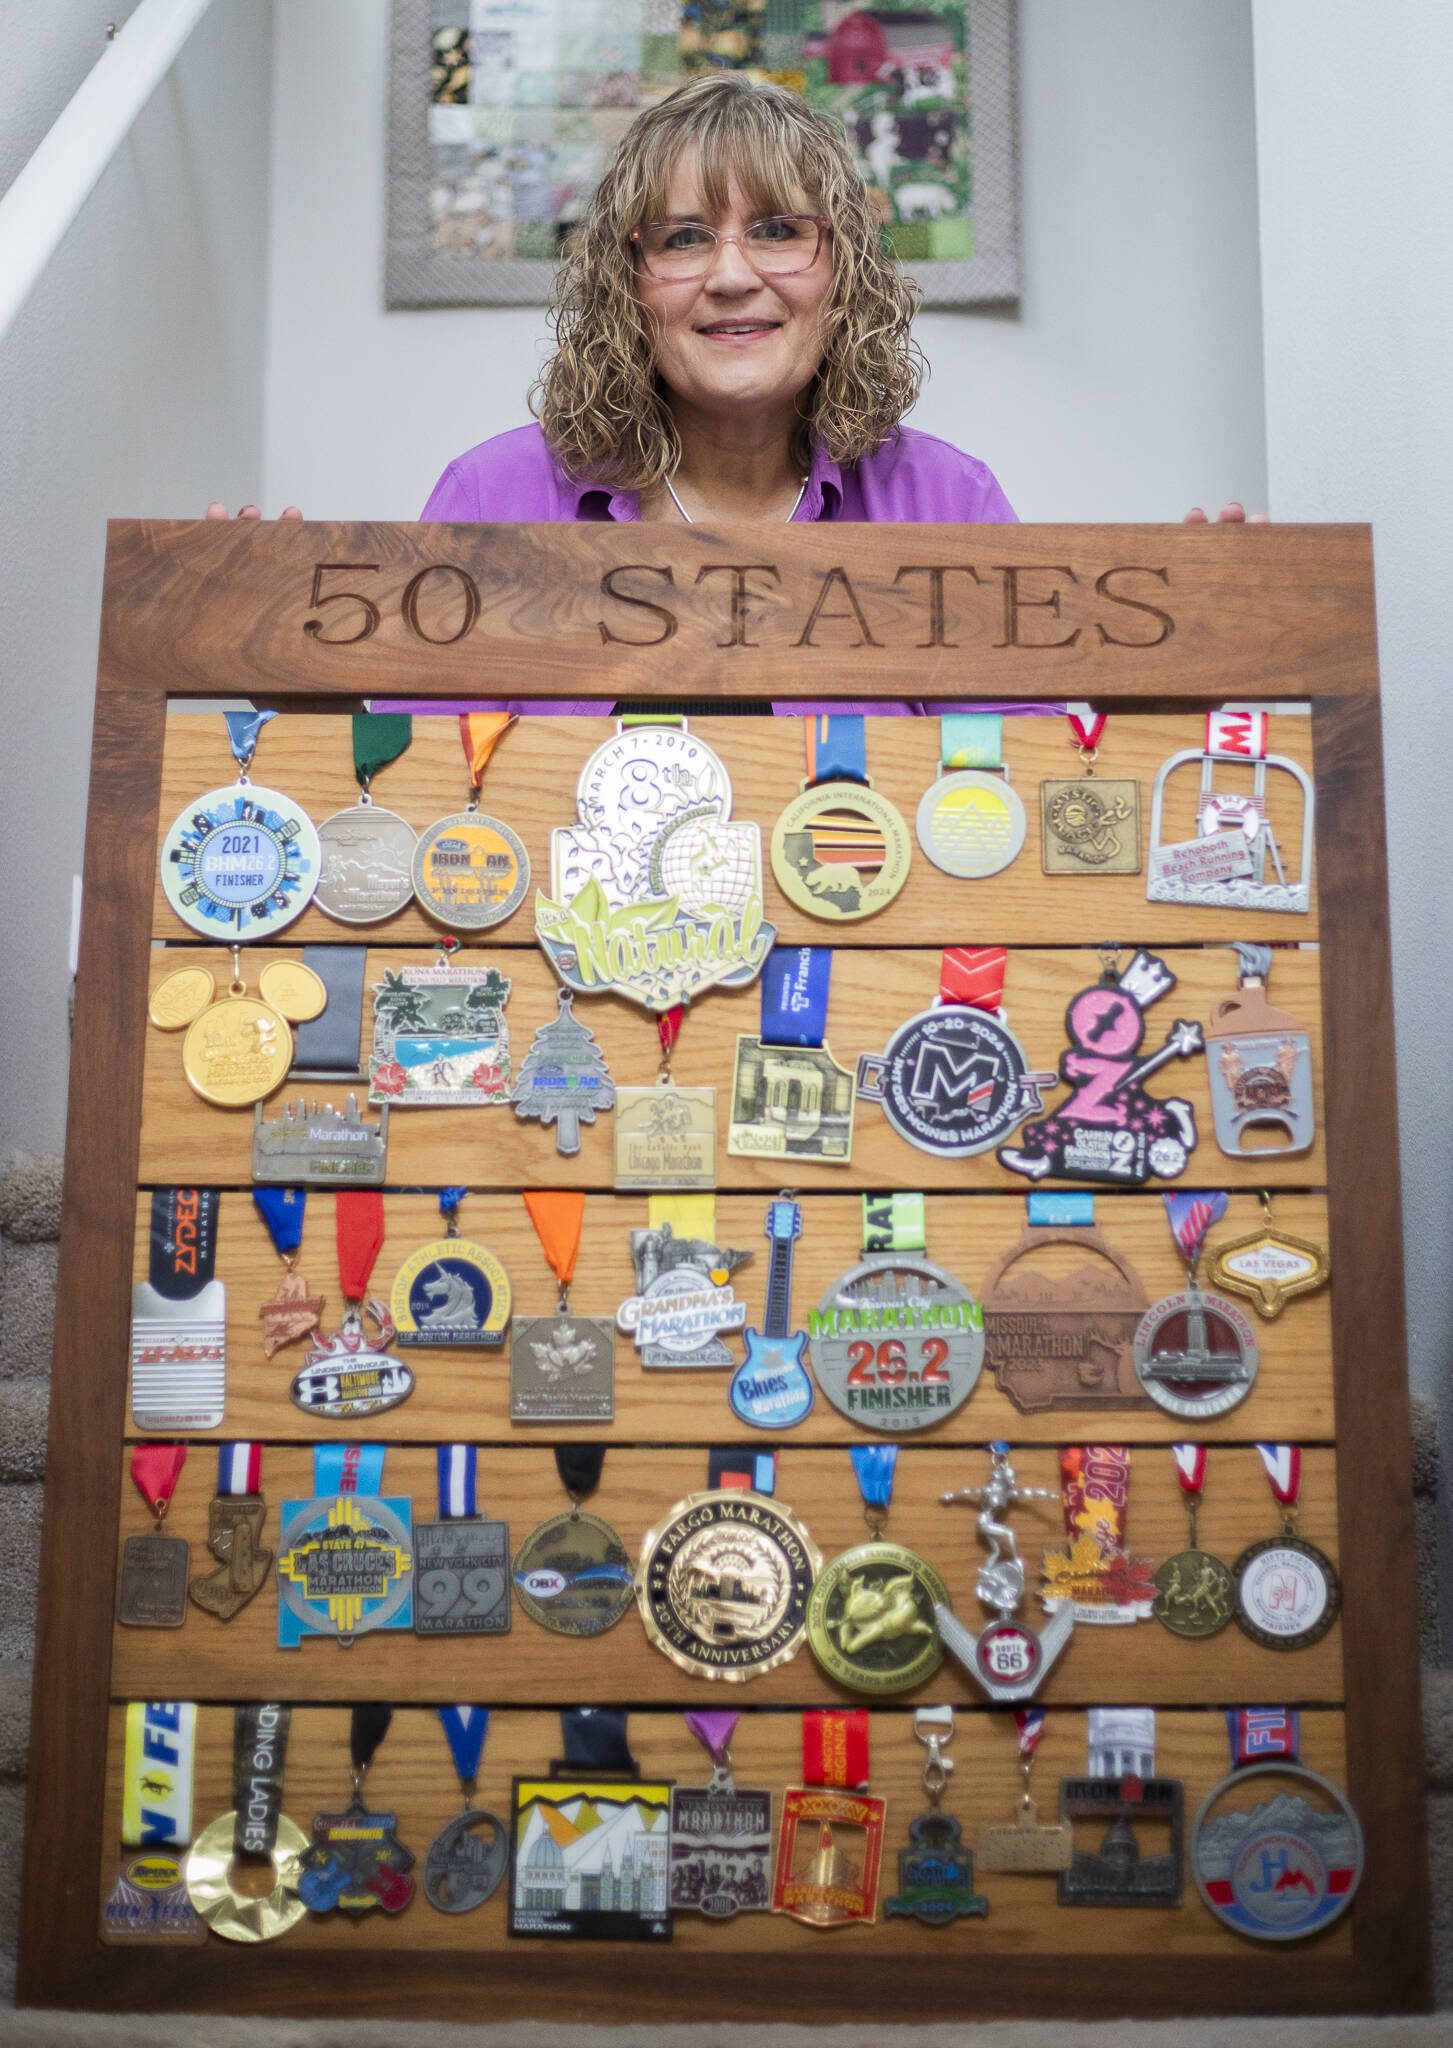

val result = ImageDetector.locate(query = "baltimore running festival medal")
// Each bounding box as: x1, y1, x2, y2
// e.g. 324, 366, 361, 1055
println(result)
806, 1446, 947, 1695
184, 1703, 308, 1943
885, 1707, 988, 1926
369, 956, 511, 1106
1040, 705, 1141, 875
1233, 1444, 1341, 1651
916, 712, 1027, 879
413, 1444, 511, 1637
512, 1446, 634, 1637
729, 945, 855, 1166
160, 710, 319, 939
293, 1190, 412, 1419
412, 713, 529, 930
1135, 1193, 1260, 1419
617, 1195, 751, 1369
425, 1707, 508, 1914
670, 1709, 772, 1919
1206, 942, 1316, 1158
1211, 1193, 1330, 1322
390, 1187, 511, 1349
188, 1442, 272, 1623
509, 1710, 672, 1942
771, 715, 910, 922
298, 1706, 415, 1918
1148, 705, 1315, 915
276, 1443, 413, 1647
314, 712, 417, 926
982, 1197, 1151, 1412
1153, 1444, 1234, 1640
730, 1195, 814, 1430
976, 1709, 1074, 1874
117, 1445, 190, 1629
774, 1708, 886, 1927
1058, 1708, 1183, 1907
511, 1191, 614, 1423
934, 1444, 1073, 1702
130, 1187, 225, 1430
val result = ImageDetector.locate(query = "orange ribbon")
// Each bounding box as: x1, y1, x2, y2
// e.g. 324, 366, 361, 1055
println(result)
523, 1191, 585, 1287
459, 711, 513, 787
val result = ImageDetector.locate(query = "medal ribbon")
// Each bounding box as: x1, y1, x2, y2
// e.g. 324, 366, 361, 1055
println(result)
437, 1443, 478, 1520
649, 1192, 715, 1251
1059, 1444, 1131, 1553
353, 711, 411, 786
459, 711, 513, 787
861, 1191, 925, 1253
1164, 1190, 1229, 1267
1066, 702, 1108, 755
658, 1004, 685, 1067
233, 1702, 290, 1859
939, 945, 1006, 1014
555, 1443, 605, 1500
1014, 1707, 1046, 1757
439, 1186, 467, 1227
336, 1190, 385, 1302
685, 1710, 740, 1763
224, 708, 274, 767
941, 712, 1003, 769
1028, 1191, 1094, 1226
252, 1186, 305, 1257
314, 1442, 385, 1495
759, 946, 831, 1048
351, 1702, 393, 1774
1205, 706, 1268, 760
1227, 1706, 1300, 1765
121, 1701, 196, 1847
1255, 1442, 1301, 1506
708, 1447, 776, 1494
850, 1444, 898, 1515
148, 1188, 219, 1300
1233, 941, 1273, 987
523, 1191, 585, 1288
438, 1705, 489, 1787
130, 1443, 186, 1519
804, 714, 867, 785
217, 1442, 262, 1496
802, 1708, 869, 1790
561, 1708, 636, 1773
1087, 1706, 1156, 1779
1172, 1444, 1207, 1495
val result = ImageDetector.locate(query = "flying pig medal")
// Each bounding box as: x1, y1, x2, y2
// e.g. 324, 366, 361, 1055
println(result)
160, 710, 319, 939
1205, 944, 1315, 1158
1148, 706, 1314, 914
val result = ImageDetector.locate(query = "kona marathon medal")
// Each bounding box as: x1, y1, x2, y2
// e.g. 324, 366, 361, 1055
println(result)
184, 1703, 308, 1943
118, 1444, 190, 1628
1148, 706, 1314, 914
412, 713, 529, 929
976, 1708, 1074, 1873
806, 1446, 947, 1694
1041, 1445, 1157, 1626
160, 710, 319, 939
1206, 943, 1316, 1157
729, 945, 854, 1165
771, 715, 910, 921
189, 1442, 272, 1622
512, 1191, 615, 1422
617, 1195, 750, 1369
670, 1710, 772, 1918
1041, 706, 1141, 874
299, 1706, 415, 1918
314, 712, 417, 925
1153, 1444, 1234, 1639
1135, 1193, 1260, 1419
885, 1707, 987, 1926
131, 1187, 225, 1430
935, 1444, 1073, 1701
1058, 1708, 1183, 1907
730, 1196, 814, 1429
916, 712, 1027, 879
276, 1442, 413, 1647
413, 1444, 511, 1637
1233, 1444, 1340, 1651
369, 955, 511, 1106
425, 1707, 508, 1913
512, 1445, 634, 1636
982, 1195, 1151, 1411
774, 1709, 886, 1926
1210, 1192, 1330, 1322
390, 1187, 511, 1348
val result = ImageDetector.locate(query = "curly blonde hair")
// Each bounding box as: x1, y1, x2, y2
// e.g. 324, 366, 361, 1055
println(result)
532, 73, 924, 488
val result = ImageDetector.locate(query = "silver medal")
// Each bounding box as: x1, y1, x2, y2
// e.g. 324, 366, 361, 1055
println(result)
575, 725, 732, 833
130, 1278, 226, 1430
424, 1808, 508, 1913
807, 1255, 983, 1432
1133, 1278, 1260, 1419
916, 769, 1027, 879
314, 799, 418, 924
253, 1096, 389, 1187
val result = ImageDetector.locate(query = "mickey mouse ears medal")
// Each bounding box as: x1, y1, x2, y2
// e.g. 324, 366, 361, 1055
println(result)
161, 711, 319, 939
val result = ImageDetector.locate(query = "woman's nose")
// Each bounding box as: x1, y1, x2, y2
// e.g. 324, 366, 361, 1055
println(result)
702, 232, 760, 290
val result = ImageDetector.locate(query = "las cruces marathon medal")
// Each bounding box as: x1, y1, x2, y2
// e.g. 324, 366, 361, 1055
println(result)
313, 712, 417, 926
1148, 705, 1315, 914
390, 1187, 511, 1349
412, 713, 529, 931
1040, 706, 1141, 875
806, 1445, 947, 1696
298, 1705, 415, 1918
730, 945, 855, 1166
981, 1192, 1151, 1412
934, 1444, 1073, 1702
188, 1441, 272, 1623
1233, 1444, 1341, 1651
1135, 1192, 1260, 1419
512, 1445, 634, 1637
730, 1195, 815, 1430
424, 1706, 508, 1914
160, 710, 319, 939
293, 1190, 413, 1420
774, 1709, 886, 1927
276, 1442, 413, 1647
884, 1706, 988, 1926
413, 1444, 511, 1637
130, 1187, 226, 1431
1152, 1444, 1234, 1640
184, 1703, 308, 1943
770, 715, 910, 922
916, 712, 1027, 879
118, 1444, 191, 1629
511, 1191, 615, 1423
670, 1710, 772, 1919
617, 1194, 750, 1369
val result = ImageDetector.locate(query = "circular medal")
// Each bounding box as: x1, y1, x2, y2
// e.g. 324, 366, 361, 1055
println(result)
1191, 1761, 1363, 1941
160, 782, 320, 939
973, 1616, 1048, 1692
1132, 1285, 1259, 1419
863, 1004, 1046, 1156
512, 1508, 634, 1636
1232, 1536, 1340, 1650
423, 1807, 509, 1913
412, 811, 529, 930
390, 1238, 512, 1348
148, 965, 216, 1030
808, 1256, 984, 1433
916, 771, 1027, 878
185, 1811, 309, 1942
805, 1540, 948, 1694
1152, 1548, 1235, 1639
315, 801, 418, 924
257, 958, 328, 1021
181, 994, 293, 1107
636, 1488, 821, 1682
770, 782, 911, 922
576, 726, 732, 834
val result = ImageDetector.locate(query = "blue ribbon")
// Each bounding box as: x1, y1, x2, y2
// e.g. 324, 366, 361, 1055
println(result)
811, 714, 867, 785
941, 711, 1003, 770
438, 1705, 489, 1785
1028, 1191, 1094, 1227
437, 1443, 478, 1519
252, 1186, 306, 1256
850, 1443, 899, 1513
313, 1442, 385, 1494
224, 708, 275, 766
439, 1186, 467, 1220
759, 945, 831, 1048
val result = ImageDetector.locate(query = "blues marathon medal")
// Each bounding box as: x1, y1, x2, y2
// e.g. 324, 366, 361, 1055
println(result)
412, 712, 529, 930
1148, 705, 1315, 914
1206, 942, 1316, 1158
771, 715, 911, 922
188, 1442, 272, 1623
934, 1444, 1074, 1701
425, 1706, 508, 1914
118, 1444, 190, 1629
159, 709, 319, 939
512, 1445, 634, 1637
130, 1187, 225, 1431
1153, 1444, 1234, 1640
1135, 1192, 1260, 1420
729, 946, 854, 1166
774, 1708, 886, 1926
314, 712, 417, 926
670, 1709, 772, 1919
294, 1189, 413, 1420
369, 951, 512, 1107
617, 1193, 750, 1369
184, 1703, 308, 1943
976, 1709, 1073, 1874
102, 1700, 205, 1944
806, 1446, 947, 1695
513, 987, 615, 1156
885, 1706, 988, 1925
298, 1705, 415, 1918
510, 1710, 673, 1942
276, 1442, 413, 1647
981, 1191, 1151, 1412
512, 1191, 615, 1422
730, 1195, 814, 1429
916, 712, 1027, 879
1233, 1444, 1341, 1651
1058, 1708, 1183, 1907
390, 1186, 511, 1349
413, 1444, 511, 1636
1040, 705, 1141, 875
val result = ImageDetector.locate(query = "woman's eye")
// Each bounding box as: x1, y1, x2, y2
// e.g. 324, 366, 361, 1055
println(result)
748, 216, 803, 243
662, 224, 712, 250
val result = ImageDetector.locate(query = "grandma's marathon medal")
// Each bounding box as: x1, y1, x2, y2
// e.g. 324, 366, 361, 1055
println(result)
510, 1710, 673, 1941
999, 948, 1202, 1186
131, 1188, 225, 1430
615, 1005, 717, 1190
858, 947, 1054, 1159
808, 1192, 983, 1432
885, 1707, 987, 1926
1206, 943, 1316, 1157
253, 1189, 323, 1358
1058, 1708, 1183, 1907
369, 947, 511, 1107
917, 712, 1026, 878
1149, 705, 1315, 914
118, 1444, 190, 1628
188, 1443, 272, 1622
1135, 1192, 1260, 1419
730, 1196, 814, 1429
513, 988, 615, 1156
276, 1442, 413, 1647
102, 1700, 206, 1944
160, 709, 319, 938
425, 1707, 508, 1913
414, 1444, 511, 1636
150, 946, 323, 1109
294, 1189, 412, 1419
412, 712, 528, 930
976, 1710, 1073, 1873
512, 1192, 614, 1421
1041, 1445, 1156, 1625
512, 1445, 634, 1637
670, 1710, 772, 1918
773, 1709, 886, 1926
983, 1191, 1151, 1411
1153, 1445, 1233, 1639
1041, 705, 1141, 874
1192, 1708, 1362, 1940
730, 945, 854, 1165
315, 712, 417, 925
391, 1186, 511, 1349
618, 1192, 750, 1369
772, 715, 911, 921
185, 1703, 308, 1943
1211, 1192, 1330, 1322
298, 1705, 415, 1918
1233, 1445, 1341, 1650
935, 1444, 1073, 1701
807, 1446, 947, 1694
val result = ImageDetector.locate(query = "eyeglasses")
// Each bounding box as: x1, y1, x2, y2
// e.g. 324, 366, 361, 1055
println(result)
631, 213, 830, 282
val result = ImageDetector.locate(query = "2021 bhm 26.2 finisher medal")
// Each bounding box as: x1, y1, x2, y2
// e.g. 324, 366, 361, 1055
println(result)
413, 1444, 511, 1637
771, 716, 911, 922
298, 1705, 415, 1918
512, 1446, 634, 1637
916, 713, 1027, 879
276, 1443, 413, 1647
1233, 1444, 1341, 1651
313, 713, 417, 926
1135, 1193, 1260, 1420
807, 1446, 946, 1695
184, 1703, 308, 1943
160, 711, 320, 939
670, 1709, 772, 1919
425, 1706, 508, 1914
390, 1187, 512, 1349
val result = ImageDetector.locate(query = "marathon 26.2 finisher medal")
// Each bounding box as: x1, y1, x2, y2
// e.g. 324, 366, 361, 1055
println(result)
160, 711, 319, 939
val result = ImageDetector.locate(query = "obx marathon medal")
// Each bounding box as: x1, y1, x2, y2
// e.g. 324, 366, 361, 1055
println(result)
934, 1444, 1073, 1702
771, 715, 910, 922
425, 1707, 508, 1914
730, 945, 855, 1166
276, 1442, 413, 1647
298, 1705, 415, 1918
670, 1710, 772, 1918
1153, 1444, 1234, 1639
806, 1446, 947, 1695
916, 712, 1026, 879
1040, 706, 1141, 874
511, 1191, 615, 1422
412, 713, 529, 930
512, 1445, 634, 1637
390, 1186, 511, 1348
130, 1187, 225, 1430
1135, 1193, 1260, 1419
413, 1444, 511, 1637
293, 1190, 413, 1419
1233, 1444, 1341, 1651
1148, 706, 1315, 915
160, 710, 319, 939
885, 1707, 987, 1926
118, 1444, 190, 1629
774, 1708, 886, 1926
314, 712, 418, 925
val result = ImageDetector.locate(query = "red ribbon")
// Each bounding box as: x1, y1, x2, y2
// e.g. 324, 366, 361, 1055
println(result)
1066, 702, 1107, 753
130, 1443, 186, 1516
658, 1005, 685, 1060
802, 1708, 870, 1790
1171, 1444, 1207, 1495
1255, 1443, 1301, 1506
939, 946, 1006, 1013
336, 1191, 385, 1302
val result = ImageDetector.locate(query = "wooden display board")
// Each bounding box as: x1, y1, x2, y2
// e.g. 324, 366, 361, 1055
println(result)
19, 519, 1429, 2020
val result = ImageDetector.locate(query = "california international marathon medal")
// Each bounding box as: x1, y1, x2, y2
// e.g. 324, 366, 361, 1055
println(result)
149, 945, 323, 1110
314, 712, 417, 925
615, 1005, 717, 1192
118, 1444, 189, 1628
102, 1701, 205, 1944
773, 1708, 886, 1927
1192, 1708, 1362, 1940
509, 1709, 672, 1942
1212, 1191, 1331, 1322
1058, 1707, 1183, 1908
885, 1706, 987, 1926
188, 1442, 272, 1622
512, 1444, 634, 1637
413, 1444, 511, 1636
1207, 942, 1316, 1158
670, 1710, 772, 1919
806, 1445, 947, 1695
976, 1709, 1073, 1874
1233, 1444, 1341, 1651
1148, 704, 1315, 915
934, 1444, 1073, 1701
808, 1192, 983, 1432
412, 712, 529, 930
294, 1188, 413, 1419
255, 946, 391, 1185
771, 714, 910, 922
425, 1706, 508, 1914
730, 945, 854, 1166
1041, 1444, 1156, 1625
185, 1703, 308, 1943
617, 1191, 750, 1369
916, 711, 1027, 879
130, 1187, 225, 1430
730, 1195, 814, 1429
276, 1441, 413, 1647
513, 988, 615, 1156
512, 1191, 614, 1422
298, 1705, 415, 1919
1040, 703, 1141, 875
253, 1188, 323, 1358
160, 709, 320, 939
983, 1190, 1151, 1412
368, 947, 512, 1108
1153, 1444, 1233, 1639
391, 1185, 511, 1349
1135, 1192, 1260, 1419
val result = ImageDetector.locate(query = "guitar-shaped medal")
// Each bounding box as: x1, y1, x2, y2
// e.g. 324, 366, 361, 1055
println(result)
729, 1198, 814, 1429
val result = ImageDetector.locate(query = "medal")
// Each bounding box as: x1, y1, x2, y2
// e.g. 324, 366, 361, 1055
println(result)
512, 1191, 614, 1422
617, 1193, 750, 1369
576, 721, 731, 832
982, 1193, 1151, 1411
1148, 705, 1315, 913
1210, 1191, 1330, 1321
885, 1707, 987, 1925
150, 946, 323, 1109
130, 1187, 225, 1429
1153, 1444, 1234, 1639
293, 1190, 412, 1417
976, 1709, 1073, 1872
276, 1441, 413, 1647
730, 1196, 814, 1429
670, 1710, 772, 1918
298, 1705, 415, 1918
771, 714, 911, 920
806, 1446, 947, 1694
935, 1443, 1074, 1700
513, 988, 615, 1156
1041, 1445, 1157, 1625
1233, 1444, 1341, 1650
390, 1186, 511, 1348
160, 709, 319, 938
616, 1007, 717, 1189
314, 712, 417, 925
412, 713, 529, 929
773, 1709, 886, 1926
1192, 1708, 1362, 1939
807, 1192, 984, 1432
512, 1445, 634, 1636
1135, 1192, 1260, 1418
188, 1442, 272, 1622
368, 950, 511, 1106
413, 1444, 511, 1636
1040, 704, 1141, 874
102, 1850, 207, 1945
185, 1703, 308, 1942
729, 945, 855, 1165
510, 1710, 672, 1941
253, 1189, 323, 1356
1206, 943, 1316, 1157
999, 948, 1203, 1186
424, 1707, 508, 1913
117, 1444, 190, 1628
916, 712, 1027, 878
1058, 1708, 1184, 1906
104, 1700, 206, 1944
254, 1090, 389, 1186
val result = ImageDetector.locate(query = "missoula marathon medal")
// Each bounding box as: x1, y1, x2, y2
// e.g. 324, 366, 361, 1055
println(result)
253, 1189, 323, 1358
185, 1703, 308, 1943
1041, 704, 1141, 875
1153, 1444, 1234, 1639
1041, 1445, 1157, 1626
513, 988, 615, 1156
314, 712, 417, 926
982, 1191, 1151, 1411
131, 1187, 225, 1430
1058, 1708, 1183, 1907
1233, 1444, 1341, 1651
808, 1192, 983, 1432
916, 711, 1027, 879
885, 1707, 988, 1926
1206, 942, 1316, 1157
730, 945, 855, 1165
294, 1189, 413, 1419
510, 1709, 673, 1942
670, 1710, 773, 1919
512, 1191, 614, 1422
160, 709, 320, 938
617, 1192, 750, 1369
730, 1196, 814, 1429
298, 1705, 415, 1918
276, 1442, 413, 1647
615, 1004, 716, 1191
976, 1709, 1073, 1873
413, 1444, 511, 1636
188, 1442, 272, 1622
1135, 1192, 1260, 1419
807, 1445, 947, 1695
773, 1709, 886, 1927
412, 712, 529, 930
999, 948, 1202, 1186
391, 1186, 512, 1348
425, 1706, 508, 1914
771, 715, 911, 922
1211, 1192, 1330, 1322
857, 947, 1055, 1159
1192, 1708, 1362, 1940
1148, 705, 1315, 914
934, 1444, 1073, 1701
102, 1700, 206, 1944
512, 1445, 634, 1637
118, 1444, 190, 1628
369, 950, 511, 1106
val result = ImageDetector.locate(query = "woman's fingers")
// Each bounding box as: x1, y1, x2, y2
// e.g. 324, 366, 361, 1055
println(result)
203, 502, 305, 518
1183, 502, 1270, 523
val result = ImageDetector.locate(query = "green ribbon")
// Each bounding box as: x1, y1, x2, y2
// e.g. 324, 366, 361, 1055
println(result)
352, 712, 412, 788
862, 1191, 926, 1254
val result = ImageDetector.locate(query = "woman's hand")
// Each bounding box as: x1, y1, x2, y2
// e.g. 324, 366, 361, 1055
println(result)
204, 502, 304, 519
1183, 501, 1269, 523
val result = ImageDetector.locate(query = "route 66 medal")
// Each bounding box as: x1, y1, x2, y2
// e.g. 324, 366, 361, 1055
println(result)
314, 712, 417, 925
1210, 1194, 1330, 1321
1233, 1445, 1341, 1650
617, 1196, 751, 1368
276, 1442, 413, 1647
1135, 1193, 1260, 1419
184, 1703, 308, 1942
671, 1710, 772, 1918
637, 1478, 820, 1682
771, 715, 910, 921
1040, 706, 1141, 874
413, 1445, 511, 1636
425, 1707, 508, 1913
935, 1445, 1074, 1701
298, 1706, 415, 1917
390, 1188, 511, 1348
131, 1188, 225, 1430
1148, 706, 1315, 914
916, 712, 1026, 879
885, 1707, 987, 1925
512, 1192, 614, 1423
412, 714, 529, 929
1206, 943, 1316, 1157
774, 1709, 886, 1925
512, 1446, 634, 1637
160, 710, 320, 938
118, 1444, 190, 1628
806, 1446, 947, 1694
1153, 1445, 1234, 1639
188, 1443, 272, 1622
976, 1709, 1074, 1872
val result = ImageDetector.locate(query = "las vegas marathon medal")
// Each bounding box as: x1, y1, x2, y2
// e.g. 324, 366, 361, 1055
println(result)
188, 1442, 272, 1623
617, 1194, 751, 1370
512, 1445, 634, 1637
390, 1186, 512, 1349
729, 945, 855, 1166
1041, 1444, 1157, 1626
858, 946, 1055, 1159
293, 1189, 414, 1420
102, 1700, 206, 1944
149, 949, 328, 1110
806, 1445, 948, 1695
1153, 1445, 1234, 1640
298, 1705, 415, 1918
771, 715, 911, 922
512, 1191, 614, 1423
730, 1195, 815, 1430
1211, 1191, 1330, 1323
808, 1192, 983, 1432
1233, 1444, 1341, 1651
975, 1709, 1073, 1874
412, 712, 529, 930
313, 712, 418, 925
1192, 1707, 1363, 1940
160, 709, 319, 939
774, 1708, 887, 1927
117, 1444, 190, 1629
184, 1703, 309, 1943
424, 1707, 508, 1914
513, 987, 615, 1156
1206, 942, 1316, 1158
916, 711, 1027, 879
509, 1709, 673, 1943
276, 1442, 413, 1647
253, 1188, 324, 1359
413, 1444, 511, 1637
1040, 705, 1142, 875
1148, 704, 1315, 915
670, 1710, 772, 1919
982, 1190, 1151, 1412
1135, 1192, 1260, 1419
368, 950, 512, 1107
885, 1706, 988, 1926
934, 1444, 1074, 1701
1058, 1707, 1183, 1907
130, 1187, 225, 1430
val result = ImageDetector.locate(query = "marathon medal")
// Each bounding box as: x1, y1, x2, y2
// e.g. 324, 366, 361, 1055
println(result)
1206, 942, 1316, 1157
1211, 1193, 1330, 1322
774, 1709, 886, 1926
117, 1445, 190, 1629
1135, 1193, 1260, 1419
413, 1444, 511, 1637
150, 951, 324, 1110
617, 1195, 750, 1369
298, 1705, 415, 1918
729, 945, 854, 1166
513, 988, 615, 1156
935, 1444, 1074, 1702
982, 1198, 1151, 1412
390, 1187, 511, 1348
1058, 1708, 1183, 1907
806, 1446, 947, 1695
730, 1196, 814, 1429
131, 1187, 225, 1430
512, 1191, 614, 1422
1040, 706, 1141, 874
160, 710, 319, 939
916, 712, 1027, 878
188, 1442, 272, 1622
103, 1852, 207, 1946
885, 1707, 987, 1925
425, 1707, 508, 1914
184, 1703, 308, 1943
1233, 1445, 1341, 1651
670, 1710, 772, 1918
368, 956, 511, 1107
253, 1189, 323, 1358
293, 1189, 413, 1418
276, 1442, 413, 1647
976, 1709, 1074, 1873
314, 713, 417, 925
1148, 706, 1315, 914
512, 1446, 634, 1637
770, 715, 910, 922
510, 1710, 673, 1942
253, 1095, 390, 1188
1153, 1444, 1234, 1640
103, 1700, 206, 1944
1041, 1445, 1157, 1625
412, 713, 529, 930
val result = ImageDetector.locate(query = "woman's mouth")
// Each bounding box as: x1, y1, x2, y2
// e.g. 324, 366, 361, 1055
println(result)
695, 320, 782, 343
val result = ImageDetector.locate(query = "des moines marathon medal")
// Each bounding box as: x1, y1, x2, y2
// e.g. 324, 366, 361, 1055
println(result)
1041, 707, 1141, 875
414, 1444, 511, 1636
1233, 1445, 1341, 1651
513, 1446, 634, 1637
118, 1444, 190, 1628
314, 713, 417, 925
1153, 1445, 1234, 1640
413, 713, 529, 930
730, 946, 855, 1166
671, 1710, 772, 1919
512, 1192, 614, 1423
916, 713, 1026, 879
774, 1709, 886, 1927
731, 1196, 814, 1430
425, 1707, 508, 1914
299, 1706, 415, 1918
1206, 943, 1316, 1158
807, 1446, 947, 1695
618, 1196, 750, 1369
293, 1191, 412, 1420
976, 1709, 1073, 1874
1058, 1708, 1183, 1907
369, 957, 511, 1107
131, 1187, 225, 1430
391, 1187, 511, 1348
160, 710, 319, 939
771, 716, 910, 922
510, 1711, 672, 1942
1148, 706, 1315, 915
1136, 1193, 1260, 1419
935, 1445, 1073, 1702
276, 1442, 413, 1647
185, 1703, 308, 1943
188, 1442, 272, 1622
885, 1707, 987, 1926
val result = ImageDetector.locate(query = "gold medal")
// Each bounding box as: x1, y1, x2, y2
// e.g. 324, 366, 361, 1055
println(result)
257, 958, 328, 1021
148, 966, 216, 1029
771, 782, 911, 922
636, 1487, 821, 1682
185, 1810, 309, 1942
806, 1540, 948, 1695
182, 993, 293, 1107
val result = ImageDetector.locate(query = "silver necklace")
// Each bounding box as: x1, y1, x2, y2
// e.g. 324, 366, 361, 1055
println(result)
663, 472, 810, 524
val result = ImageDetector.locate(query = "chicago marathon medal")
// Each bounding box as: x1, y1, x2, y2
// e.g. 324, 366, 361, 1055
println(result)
770, 715, 910, 921
1148, 705, 1315, 914
806, 1446, 947, 1695
617, 1194, 751, 1369
1058, 1708, 1183, 1906
511, 1191, 614, 1422
412, 713, 529, 929
885, 1707, 987, 1925
1210, 1192, 1330, 1322
916, 712, 1027, 879
774, 1709, 886, 1926
982, 1196, 1151, 1412
1233, 1445, 1341, 1651
513, 988, 615, 1156
298, 1706, 415, 1917
117, 1444, 190, 1629
1152, 1444, 1234, 1639
1041, 1445, 1157, 1626
730, 1195, 814, 1429
512, 1446, 634, 1637
184, 1703, 308, 1942
976, 1709, 1073, 1873
188, 1442, 272, 1622
160, 710, 319, 939
413, 1444, 511, 1636
368, 954, 511, 1106
314, 712, 417, 926
729, 945, 854, 1166
425, 1707, 508, 1914
130, 1187, 225, 1430
934, 1444, 1074, 1702
1206, 942, 1316, 1158
103, 1700, 206, 1944
390, 1187, 511, 1348
670, 1710, 772, 1919
1040, 705, 1141, 874
293, 1190, 413, 1419
1135, 1193, 1260, 1419
276, 1442, 413, 1647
